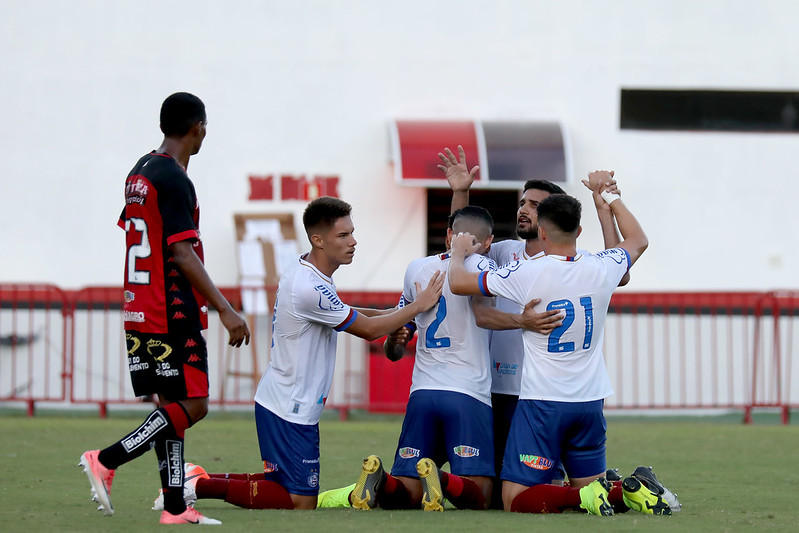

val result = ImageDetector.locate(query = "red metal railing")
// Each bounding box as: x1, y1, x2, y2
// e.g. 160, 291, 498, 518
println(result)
1, 284, 796, 423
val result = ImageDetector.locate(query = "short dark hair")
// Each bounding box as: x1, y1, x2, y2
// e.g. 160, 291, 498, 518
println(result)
536, 194, 581, 234
448, 205, 494, 232
523, 179, 565, 195
160, 92, 206, 137
302, 196, 353, 232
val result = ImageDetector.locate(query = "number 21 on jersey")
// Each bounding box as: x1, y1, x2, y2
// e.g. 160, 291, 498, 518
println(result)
546, 297, 594, 353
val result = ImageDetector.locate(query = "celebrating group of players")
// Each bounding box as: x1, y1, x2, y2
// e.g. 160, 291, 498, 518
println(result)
79, 92, 679, 526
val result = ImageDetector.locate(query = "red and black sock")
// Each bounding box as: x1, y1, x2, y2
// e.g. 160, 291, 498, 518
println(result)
98, 402, 191, 469
440, 472, 486, 510
377, 474, 414, 510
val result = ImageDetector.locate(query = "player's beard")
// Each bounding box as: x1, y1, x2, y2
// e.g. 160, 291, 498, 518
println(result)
517, 225, 538, 240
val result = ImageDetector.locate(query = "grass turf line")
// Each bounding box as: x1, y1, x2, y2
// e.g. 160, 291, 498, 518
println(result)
0, 411, 796, 532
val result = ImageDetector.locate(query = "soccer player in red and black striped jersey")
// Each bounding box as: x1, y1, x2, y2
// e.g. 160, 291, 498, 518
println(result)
79, 92, 250, 526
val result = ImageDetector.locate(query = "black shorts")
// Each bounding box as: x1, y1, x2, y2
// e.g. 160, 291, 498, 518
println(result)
126, 330, 209, 400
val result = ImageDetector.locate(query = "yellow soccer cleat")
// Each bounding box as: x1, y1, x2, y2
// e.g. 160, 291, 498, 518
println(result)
416, 458, 444, 512
578, 476, 614, 516
622, 475, 671, 515
317, 483, 357, 508
351, 456, 386, 510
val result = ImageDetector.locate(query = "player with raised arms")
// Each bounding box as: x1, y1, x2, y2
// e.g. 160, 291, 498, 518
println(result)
448, 178, 675, 515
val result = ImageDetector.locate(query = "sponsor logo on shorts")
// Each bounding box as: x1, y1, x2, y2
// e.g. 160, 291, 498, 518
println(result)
263, 460, 279, 473
307, 472, 319, 488
124, 310, 145, 323
302, 458, 320, 464
124, 290, 135, 303
122, 411, 167, 452
398, 447, 420, 459
147, 339, 172, 361
453, 445, 480, 458
493, 360, 519, 376
519, 454, 554, 470
126, 334, 141, 355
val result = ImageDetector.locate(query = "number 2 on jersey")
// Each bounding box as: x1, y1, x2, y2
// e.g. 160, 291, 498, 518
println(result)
425, 295, 451, 348
125, 217, 151, 284
546, 297, 594, 353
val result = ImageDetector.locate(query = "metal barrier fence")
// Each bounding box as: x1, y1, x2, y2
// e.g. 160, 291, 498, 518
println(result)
1, 284, 796, 422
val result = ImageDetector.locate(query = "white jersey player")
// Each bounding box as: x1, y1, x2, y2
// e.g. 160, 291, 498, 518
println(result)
247, 197, 444, 511
449, 182, 651, 515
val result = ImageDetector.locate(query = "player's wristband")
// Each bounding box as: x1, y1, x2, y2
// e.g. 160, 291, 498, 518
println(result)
600, 189, 621, 205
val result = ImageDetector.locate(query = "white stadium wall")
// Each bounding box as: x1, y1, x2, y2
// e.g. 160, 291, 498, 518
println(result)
1, 0, 798, 292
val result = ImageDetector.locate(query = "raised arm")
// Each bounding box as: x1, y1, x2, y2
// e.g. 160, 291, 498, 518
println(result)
439, 145, 478, 214
344, 271, 445, 341
598, 183, 648, 266
582, 170, 631, 285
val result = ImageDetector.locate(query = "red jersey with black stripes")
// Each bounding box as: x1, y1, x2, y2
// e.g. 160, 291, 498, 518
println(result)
119, 151, 208, 333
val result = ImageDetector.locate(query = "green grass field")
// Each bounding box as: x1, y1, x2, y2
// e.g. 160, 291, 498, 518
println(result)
1, 408, 796, 532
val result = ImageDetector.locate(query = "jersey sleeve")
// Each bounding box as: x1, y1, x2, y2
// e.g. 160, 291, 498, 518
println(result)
480, 260, 530, 304
294, 281, 358, 331
595, 247, 632, 285
157, 172, 199, 246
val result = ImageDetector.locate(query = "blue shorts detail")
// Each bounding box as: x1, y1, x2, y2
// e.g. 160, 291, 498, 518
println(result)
254, 403, 320, 496
391, 390, 494, 478
501, 399, 606, 486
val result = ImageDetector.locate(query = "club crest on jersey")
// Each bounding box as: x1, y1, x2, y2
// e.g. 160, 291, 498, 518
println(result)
453, 445, 480, 458
124, 290, 135, 303
313, 284, 345, 311
519, 454, 554, 470
398, 447, 420, 459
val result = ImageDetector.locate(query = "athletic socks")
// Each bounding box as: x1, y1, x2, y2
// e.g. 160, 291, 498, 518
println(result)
376, 474, 413, 510
509, 483, 581, 513
440, 472, 486, 510
95, 402, 192, 515
607, 480, 630, 513
97, 402, 191, 470
195, 477, 293, 509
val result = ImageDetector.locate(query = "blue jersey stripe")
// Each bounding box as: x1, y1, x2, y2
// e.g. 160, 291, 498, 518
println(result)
478, 271, 492, 297
335, 308, 358, 331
